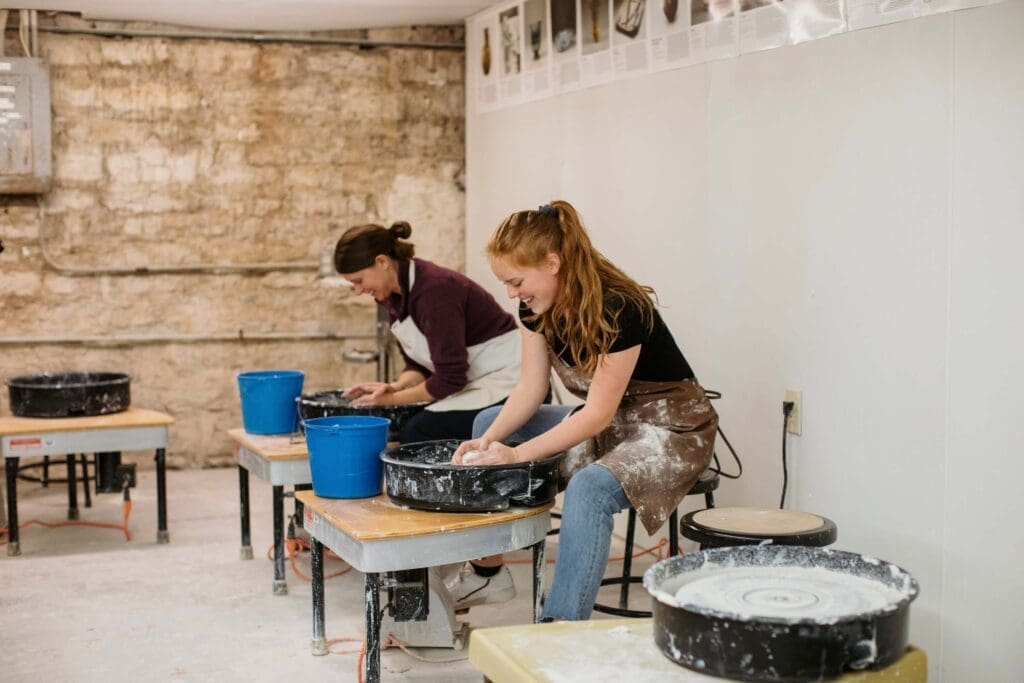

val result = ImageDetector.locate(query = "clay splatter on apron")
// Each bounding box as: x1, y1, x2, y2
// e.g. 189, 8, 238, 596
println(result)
551, 351, 718, 535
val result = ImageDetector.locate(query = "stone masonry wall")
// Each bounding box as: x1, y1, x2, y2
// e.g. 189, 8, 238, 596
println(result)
0, 20, 465, 467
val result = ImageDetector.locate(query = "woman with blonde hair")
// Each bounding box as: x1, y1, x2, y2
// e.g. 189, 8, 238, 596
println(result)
451, 200, 718, 620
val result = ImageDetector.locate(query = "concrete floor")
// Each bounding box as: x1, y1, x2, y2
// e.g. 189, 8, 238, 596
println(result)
0, 467, 662, 682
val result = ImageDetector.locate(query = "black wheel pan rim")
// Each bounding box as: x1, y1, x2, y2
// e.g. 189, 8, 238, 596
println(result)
296, 390, 429, 439
7, 372, 131, 418
642, 546, 918, 681
381, 438, 565, 512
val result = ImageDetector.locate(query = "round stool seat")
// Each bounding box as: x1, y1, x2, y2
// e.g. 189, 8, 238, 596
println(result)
680, 506, 837, 548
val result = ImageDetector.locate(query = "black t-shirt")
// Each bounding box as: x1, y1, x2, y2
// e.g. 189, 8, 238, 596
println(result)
519, 296, 695, 382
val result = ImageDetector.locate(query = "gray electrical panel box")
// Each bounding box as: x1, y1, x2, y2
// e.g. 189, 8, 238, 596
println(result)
0, 57, 51, 194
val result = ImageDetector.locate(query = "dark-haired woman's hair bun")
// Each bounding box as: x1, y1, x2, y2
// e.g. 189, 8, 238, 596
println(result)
389, 221, 413, 240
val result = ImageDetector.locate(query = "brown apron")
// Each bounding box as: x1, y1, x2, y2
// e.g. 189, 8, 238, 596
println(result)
551, 351, 718, 535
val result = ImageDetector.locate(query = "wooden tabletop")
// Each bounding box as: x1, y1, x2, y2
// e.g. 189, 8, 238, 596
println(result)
227, 428, 308, 460
0, 409, 175, 436
297, 490, 552, 542
469, 619, 927, 683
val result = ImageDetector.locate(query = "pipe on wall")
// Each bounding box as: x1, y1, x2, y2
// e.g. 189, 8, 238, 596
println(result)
0, 331, 377, 347
37, 24, 464, 51
35, 202, 322, 277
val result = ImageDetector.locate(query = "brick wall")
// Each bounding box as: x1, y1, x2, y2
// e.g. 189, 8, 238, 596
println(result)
0, 21, 465, 467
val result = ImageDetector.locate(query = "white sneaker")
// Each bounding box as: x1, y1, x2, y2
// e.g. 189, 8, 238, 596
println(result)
445, 563, 516, 609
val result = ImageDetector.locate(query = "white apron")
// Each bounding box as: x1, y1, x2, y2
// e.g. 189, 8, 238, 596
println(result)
390, 262, 521, 412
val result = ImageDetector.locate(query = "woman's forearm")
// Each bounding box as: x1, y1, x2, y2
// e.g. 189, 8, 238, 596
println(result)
392, 381, 434, 405
391, 370, 426, 391
512, 346, 638, 462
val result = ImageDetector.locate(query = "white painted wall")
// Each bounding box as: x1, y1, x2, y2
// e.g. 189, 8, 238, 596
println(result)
466, 3, 1024, 679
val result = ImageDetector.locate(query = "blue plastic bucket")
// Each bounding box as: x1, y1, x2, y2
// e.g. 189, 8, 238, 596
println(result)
237, 370, 305, 435
303, 415, 390, 498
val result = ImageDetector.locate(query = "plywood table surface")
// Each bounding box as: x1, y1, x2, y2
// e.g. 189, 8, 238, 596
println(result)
226, 428, 307, 460
469, 618, 928, 683
297, 490, 552, 541
0, 408, 174, 436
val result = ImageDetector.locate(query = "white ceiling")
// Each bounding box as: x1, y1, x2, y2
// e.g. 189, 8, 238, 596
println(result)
14, 1, 493, 32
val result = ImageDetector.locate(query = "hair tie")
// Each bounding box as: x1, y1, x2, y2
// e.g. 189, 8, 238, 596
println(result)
538, 204, 558, 218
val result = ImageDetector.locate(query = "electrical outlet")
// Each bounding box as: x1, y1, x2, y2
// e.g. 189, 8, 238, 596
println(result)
785, 389, 802, 435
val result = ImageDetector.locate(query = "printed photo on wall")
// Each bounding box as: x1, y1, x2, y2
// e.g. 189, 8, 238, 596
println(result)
738, 0, 787, 53
692, 0, 737, 24
613, 0, 647, 39
611, 0, 649, 73
550, 0, 578, 54
583, 0, 611, 53
521, 0, 554, 97
499, 6, 523, 75
648, 0, 691, 68
471, 14, 500, 112
787, 0, 845, 44
524, 0, 549, 67
481, 24, 493, 75
651, 0, 685, 31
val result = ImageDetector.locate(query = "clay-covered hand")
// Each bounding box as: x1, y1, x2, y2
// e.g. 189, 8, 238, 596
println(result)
344, 382, 391, 400
452, 437, 490, 464
351, 384, 397, 406
455, 442, 519, 466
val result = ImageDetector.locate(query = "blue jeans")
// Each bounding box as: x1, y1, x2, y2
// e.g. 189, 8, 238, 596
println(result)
472, 406, 630, 620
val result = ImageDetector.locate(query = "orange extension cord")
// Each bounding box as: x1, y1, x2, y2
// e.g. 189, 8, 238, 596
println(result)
264, 536, 352, 581
0, 495, 132, 545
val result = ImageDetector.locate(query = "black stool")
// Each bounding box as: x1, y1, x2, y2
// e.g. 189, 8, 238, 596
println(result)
16, 453, 98, 515
680, 506, 837, 549
591, 468, 720, 618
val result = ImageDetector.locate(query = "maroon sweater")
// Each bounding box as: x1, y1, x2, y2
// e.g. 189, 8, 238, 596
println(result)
384, 258, 517, 400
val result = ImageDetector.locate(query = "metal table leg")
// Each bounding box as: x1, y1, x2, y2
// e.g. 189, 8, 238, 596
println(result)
532, 538, 546, 623
619, 508, 637, 609
155, 448, 169, 544
5, 458, 20, 556
80, 454, 92, 509
311, 538, 327, 656
294, 483, 312, 530
669, 509, 679, 557
66, 454, 79, 520
238, 465, 253, 560
272, 485, 287, 595
365, 571, 382, 683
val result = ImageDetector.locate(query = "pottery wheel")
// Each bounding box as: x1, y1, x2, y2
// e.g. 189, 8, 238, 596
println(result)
672, 566, 904, 621
692, 507, 824, 535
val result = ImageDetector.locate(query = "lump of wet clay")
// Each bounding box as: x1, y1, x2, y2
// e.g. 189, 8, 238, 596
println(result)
462, 450, 484, 464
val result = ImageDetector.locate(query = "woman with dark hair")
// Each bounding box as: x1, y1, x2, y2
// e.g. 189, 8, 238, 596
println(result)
452, 200, 718, 620
334, 221, 522, 444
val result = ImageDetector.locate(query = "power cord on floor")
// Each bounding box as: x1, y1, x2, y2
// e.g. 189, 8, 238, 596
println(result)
781, 400, 796, 508
0, 484, 133, 545
264, 536, 351, 581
